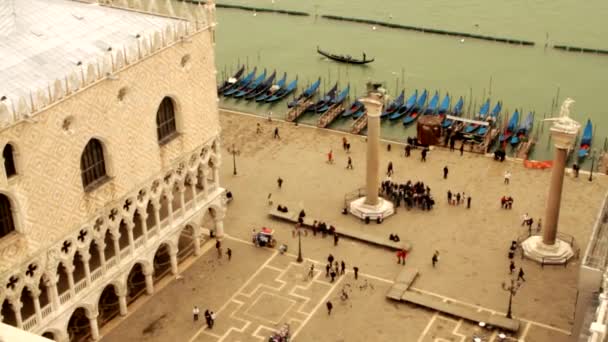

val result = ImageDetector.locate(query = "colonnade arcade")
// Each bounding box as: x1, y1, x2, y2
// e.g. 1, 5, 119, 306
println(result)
0, 140, 226, 341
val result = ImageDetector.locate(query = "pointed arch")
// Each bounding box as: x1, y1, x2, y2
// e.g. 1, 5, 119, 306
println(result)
3, 143, 16, 177
80, 138, 108, 191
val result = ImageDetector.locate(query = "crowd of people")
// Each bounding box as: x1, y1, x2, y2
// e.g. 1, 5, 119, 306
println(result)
447, 190, 471, 208
381, 179, 435, 210
500, 196, 515, 209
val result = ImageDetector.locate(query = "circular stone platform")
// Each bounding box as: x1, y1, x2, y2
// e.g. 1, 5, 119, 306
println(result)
349, 197, 395, 221
521, 236, 574, 264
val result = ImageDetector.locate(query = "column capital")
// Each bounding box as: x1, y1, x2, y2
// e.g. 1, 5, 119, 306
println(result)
9, 298, 23, 311
63, 262, 75, 273
80, 252, 91, 262
86, 310, 99, 320
28, 287, 42, 298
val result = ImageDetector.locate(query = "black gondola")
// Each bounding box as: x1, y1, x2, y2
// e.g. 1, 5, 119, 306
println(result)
317, 46, 374, 65
217, 65, 245, 94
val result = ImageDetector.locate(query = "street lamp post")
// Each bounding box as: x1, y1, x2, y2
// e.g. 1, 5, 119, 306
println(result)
501, 276, 523, 319
293, 224, 307, 263
589, 149, 597, 182
227, 143, 240, 176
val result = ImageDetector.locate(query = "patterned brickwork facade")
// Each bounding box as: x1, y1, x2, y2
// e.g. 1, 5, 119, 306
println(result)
0, 25, 219, 272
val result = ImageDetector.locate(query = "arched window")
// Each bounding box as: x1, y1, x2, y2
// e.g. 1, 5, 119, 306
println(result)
3, 144, 16, 178
0, 194, 15, 238
156, 97, 177, 144
80, 139, 107, 190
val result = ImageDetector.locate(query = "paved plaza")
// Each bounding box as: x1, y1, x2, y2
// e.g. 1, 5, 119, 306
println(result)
100, 111, 608, 341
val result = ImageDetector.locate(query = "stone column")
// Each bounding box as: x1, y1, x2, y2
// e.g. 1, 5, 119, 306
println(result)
202, 171, 209, 198
543, 146, 568, 245
97, 241, 107, 271
166, 193, 174, 229
189, 174, 198, 207
153, 199, 161, 234
82, 252, 92, 286
193, 235, 202, 256
117, 287, 128, 317
126, 221, 135, 254
143, 271, 154, 295
179, 186, 186, 214
111, 233, 121, 262
87, 312, 100, 340
139, 212, 149, 243
361, 95, 383, 206
30, 288, 42, 324
65, 263, 76, 298
169, 249, 178, 275
45, 274, 60, 311
10, 299, 23, 329
214, 219, 225, 239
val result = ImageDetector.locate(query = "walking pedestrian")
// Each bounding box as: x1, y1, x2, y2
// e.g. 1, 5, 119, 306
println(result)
334, 233, 340, 246
227, 248, 232, 261
467, 196, 471, 209
209, 311, 216, 328
346, 143, 351, 153
443, 166, 448, 179
273, 127, 280, 139
405, 144, 411, 157
447, 190, 452, 204
387, 143, 392, 152
509, 261, 515, 274
204, 310, 210, 327
504, 170, 511, 184
346, 156, 353, 169
277, 177, 283, 188
421, 148, 427, 162
517, 268, 525, 281
340, 260, 346, 275
459, 142, 464, 156
193, 306, 200, 321
330, 270, 337, 283
456, 192, 461, 205
327, 150, 334, 164
256, 123, 262, 134
215, 240, 222, 258
353, 266, 359, 280
328, 254, 334, 264
334, 261, 339, 275
449, 137, 455, 151
536, 219, 542, 232
342, 137, 348, 151
573, 163, 580, 178
308, 264, 315, 279
326, 301, 333, 315
432, 250, 439, 267
325, 263, 331, 277
387, 161, 394, 176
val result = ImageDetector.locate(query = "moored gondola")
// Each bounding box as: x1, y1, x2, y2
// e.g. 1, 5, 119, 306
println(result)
288, 78, 321, 108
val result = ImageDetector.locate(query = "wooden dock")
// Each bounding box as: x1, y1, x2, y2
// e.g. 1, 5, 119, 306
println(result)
350, 112, 368, 134
317, 104, 344, 128
286, 100, 313, 122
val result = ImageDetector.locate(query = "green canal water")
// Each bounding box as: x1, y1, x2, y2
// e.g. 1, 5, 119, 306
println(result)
209, 1, 608, 164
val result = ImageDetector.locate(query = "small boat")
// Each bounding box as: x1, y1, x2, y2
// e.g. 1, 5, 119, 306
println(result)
578, 119, 592, 158
317, 85, 349, 113
317, 46, 374, 65
288, 78, 321, 108
245, 71, 277, 100
390, 90, 417, 120
342, 100, 365, 118
266, 78, 298, 103
305, 83, 338, 112
442, 96, 463, 128
510, 111, 534, 146
234, 70, 268, 98
477, 101, 502, 136
464, 99, 490, 133
381, 90, 405, 118
438, 94, 451, 115
224, 67, 257, 96
499, 110, 520, 143
424, 91, 440, 114
403, 89, 428, 125
255, 73, 287, 102
217, 65, 245, 94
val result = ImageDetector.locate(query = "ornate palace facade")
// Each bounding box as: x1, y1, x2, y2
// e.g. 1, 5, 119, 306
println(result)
0, 0, 224, 340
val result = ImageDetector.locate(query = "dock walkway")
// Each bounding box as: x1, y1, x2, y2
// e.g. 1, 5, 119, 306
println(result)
386, 269, 520, 333
268, 207, 411, 251
351, 112, 368, 134
317, 104, 344, 128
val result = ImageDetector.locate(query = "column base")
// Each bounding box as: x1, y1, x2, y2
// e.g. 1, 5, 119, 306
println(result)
521, 236, 574, 264
348, 197, 394, 222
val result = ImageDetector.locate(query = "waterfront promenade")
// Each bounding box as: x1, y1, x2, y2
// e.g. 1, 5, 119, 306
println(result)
101, 110, 608, 341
